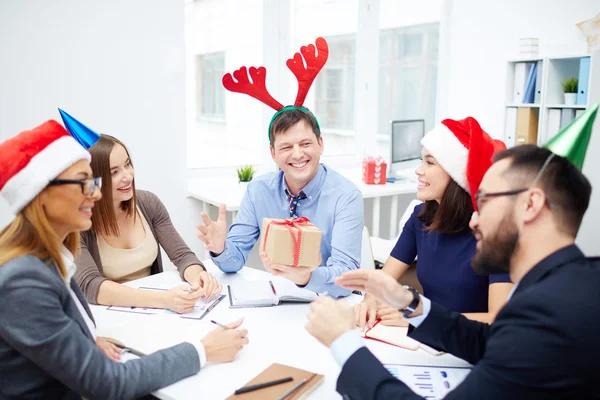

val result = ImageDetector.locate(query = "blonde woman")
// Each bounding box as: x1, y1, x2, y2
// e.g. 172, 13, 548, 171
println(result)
0, 121, 248, 399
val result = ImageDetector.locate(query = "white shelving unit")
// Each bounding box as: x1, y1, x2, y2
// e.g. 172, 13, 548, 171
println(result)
503, 51, 599, 147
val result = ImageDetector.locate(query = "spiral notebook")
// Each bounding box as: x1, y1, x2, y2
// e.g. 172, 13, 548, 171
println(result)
226, 363, 323, 399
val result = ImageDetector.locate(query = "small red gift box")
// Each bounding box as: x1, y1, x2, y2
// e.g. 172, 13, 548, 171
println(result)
362, 156, 387, 185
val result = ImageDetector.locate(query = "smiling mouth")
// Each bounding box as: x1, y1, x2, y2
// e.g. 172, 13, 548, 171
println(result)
417, 180, 430, 187
289, 161, 308, 169
118, 185, 132, 192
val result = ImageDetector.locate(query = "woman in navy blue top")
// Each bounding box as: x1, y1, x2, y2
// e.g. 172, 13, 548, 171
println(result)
356, 117, 514, 330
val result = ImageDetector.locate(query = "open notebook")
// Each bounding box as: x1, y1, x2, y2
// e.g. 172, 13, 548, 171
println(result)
228, 279, 318, 308
361, 321, 445, 356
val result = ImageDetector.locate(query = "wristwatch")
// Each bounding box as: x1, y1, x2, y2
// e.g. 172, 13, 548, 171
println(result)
400, 285, 421, 318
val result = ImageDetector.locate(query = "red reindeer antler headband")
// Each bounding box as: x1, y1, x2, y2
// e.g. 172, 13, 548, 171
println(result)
222, 37, 329, 138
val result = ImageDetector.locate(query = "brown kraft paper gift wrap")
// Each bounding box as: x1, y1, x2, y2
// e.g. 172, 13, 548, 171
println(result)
260, 217, 322, 267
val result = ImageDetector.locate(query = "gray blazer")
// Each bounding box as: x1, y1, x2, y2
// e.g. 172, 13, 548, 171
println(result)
0, 255, 200, 399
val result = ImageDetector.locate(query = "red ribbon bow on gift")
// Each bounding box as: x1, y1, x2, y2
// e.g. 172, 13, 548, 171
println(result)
262, 217, 313, 267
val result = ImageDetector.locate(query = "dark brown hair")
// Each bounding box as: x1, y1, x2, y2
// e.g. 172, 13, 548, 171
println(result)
269, 109, 321, 146
88, 134, 137, 236
493, 145, 591, 236
418, 179, 474, 233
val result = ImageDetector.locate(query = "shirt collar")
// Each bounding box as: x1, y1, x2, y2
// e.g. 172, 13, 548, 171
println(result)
507, 282, 519, 300
281, 164, 326, 202
513, 244, 585, 297
59, 245, 77, 284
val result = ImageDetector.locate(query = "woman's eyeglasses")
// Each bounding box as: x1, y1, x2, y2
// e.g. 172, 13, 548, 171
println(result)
48, 177, 102, 196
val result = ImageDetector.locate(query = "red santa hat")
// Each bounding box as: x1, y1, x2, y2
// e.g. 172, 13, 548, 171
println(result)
420, 117, 506, 210
0, 120, 91, 214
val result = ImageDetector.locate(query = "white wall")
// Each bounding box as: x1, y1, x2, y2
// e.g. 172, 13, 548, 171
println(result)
438, 0, 600, 255
438, 0, 597, 136
0, 0, 203, 260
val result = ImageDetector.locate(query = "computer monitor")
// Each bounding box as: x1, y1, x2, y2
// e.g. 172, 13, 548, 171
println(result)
389, 119, 424, 177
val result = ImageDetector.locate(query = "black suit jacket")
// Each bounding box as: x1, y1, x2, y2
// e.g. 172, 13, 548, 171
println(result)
337, 245, 600, 399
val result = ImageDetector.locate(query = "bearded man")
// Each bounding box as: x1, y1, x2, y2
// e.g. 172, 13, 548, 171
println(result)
305, 144, 600, 400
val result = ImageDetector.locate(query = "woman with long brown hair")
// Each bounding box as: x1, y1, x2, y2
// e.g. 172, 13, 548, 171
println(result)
356, 117, 514, 330
0, 121, 247, 399
75, 134, 221, 312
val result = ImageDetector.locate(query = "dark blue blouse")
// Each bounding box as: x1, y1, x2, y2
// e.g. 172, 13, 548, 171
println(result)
390, 204, 511, 313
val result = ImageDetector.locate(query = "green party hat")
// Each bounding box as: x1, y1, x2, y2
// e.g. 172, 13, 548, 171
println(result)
544, 102, 598, 170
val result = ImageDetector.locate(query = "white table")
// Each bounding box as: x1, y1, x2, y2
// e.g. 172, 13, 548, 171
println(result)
187, 168, 416, 239
91, 261, 470, 400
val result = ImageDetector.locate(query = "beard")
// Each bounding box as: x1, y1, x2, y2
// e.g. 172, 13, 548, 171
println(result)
471, 211, 520, 275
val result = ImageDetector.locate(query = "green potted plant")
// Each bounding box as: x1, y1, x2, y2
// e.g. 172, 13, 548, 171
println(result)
236, 164, 255, 191
561, 77, 578, 105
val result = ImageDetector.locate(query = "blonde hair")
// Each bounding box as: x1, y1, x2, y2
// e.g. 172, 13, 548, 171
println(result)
0, 195, 79, 277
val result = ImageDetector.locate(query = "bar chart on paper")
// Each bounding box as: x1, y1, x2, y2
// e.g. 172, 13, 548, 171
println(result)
384, 364, 471, 399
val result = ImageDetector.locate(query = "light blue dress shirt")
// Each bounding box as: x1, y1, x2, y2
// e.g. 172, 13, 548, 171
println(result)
211, 164, 364, 298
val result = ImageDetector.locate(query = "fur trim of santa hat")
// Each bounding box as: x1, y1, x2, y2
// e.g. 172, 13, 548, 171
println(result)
0, 120, 91, 214
421, 117, 506, 209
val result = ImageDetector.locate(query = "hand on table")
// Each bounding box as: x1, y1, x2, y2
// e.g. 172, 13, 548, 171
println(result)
377, 306, 409, 327
201, 318, 249, 363
306, 296, 355, 347
259, 251, 317, 286
164, 284, 204, 314
192, 270, 222, 300
196, 204, 228, 255
96, 337, 121, 361
335, 270, 412, 310
354, 295, 378, 331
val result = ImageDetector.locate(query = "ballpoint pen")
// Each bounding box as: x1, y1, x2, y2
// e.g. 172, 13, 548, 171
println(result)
233, 377, 294, 395
210, 319, 231, 329
275, 378, 307, 400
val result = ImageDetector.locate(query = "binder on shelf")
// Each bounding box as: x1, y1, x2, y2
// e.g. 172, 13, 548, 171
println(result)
577, 57, 590, 105
559, 109, 576, 130
513, 63, 532, 104
516, 107, 539, 145
534, 61, 543, 104
522, 62, 537, 104
504, 108, 518, 147
546, 109, 562, 143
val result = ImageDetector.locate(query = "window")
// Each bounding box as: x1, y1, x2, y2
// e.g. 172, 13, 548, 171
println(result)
196, 53, 225, 119
185, 0, 264, 169
314, 36, 356, 131
378, 23, 439, 135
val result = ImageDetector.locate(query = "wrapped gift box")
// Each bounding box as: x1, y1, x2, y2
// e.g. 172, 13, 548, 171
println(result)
362, 156, 387, 184
260, 217, 322, 267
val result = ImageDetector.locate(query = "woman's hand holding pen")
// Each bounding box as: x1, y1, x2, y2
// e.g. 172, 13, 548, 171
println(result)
163, 285, 204, 314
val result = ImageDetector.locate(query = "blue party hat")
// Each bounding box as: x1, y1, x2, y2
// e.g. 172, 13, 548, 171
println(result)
58, 108, 101, 149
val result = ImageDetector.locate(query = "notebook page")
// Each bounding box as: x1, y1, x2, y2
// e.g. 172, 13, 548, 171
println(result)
229, 280, 277, 306
272, 277, 318, 302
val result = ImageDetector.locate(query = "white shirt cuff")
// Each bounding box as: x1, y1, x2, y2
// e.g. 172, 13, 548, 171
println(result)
189, 341, 207, 368
330, 330, 365, 368
405, 296, 431, 328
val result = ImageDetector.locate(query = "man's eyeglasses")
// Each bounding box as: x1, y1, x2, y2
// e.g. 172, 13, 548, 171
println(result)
475, 189, 528, 211
48, 177, 102, 196
476, 188, 554, 211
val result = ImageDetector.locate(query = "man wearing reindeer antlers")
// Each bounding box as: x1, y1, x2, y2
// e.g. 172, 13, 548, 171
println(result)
196, 38, 364, 298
